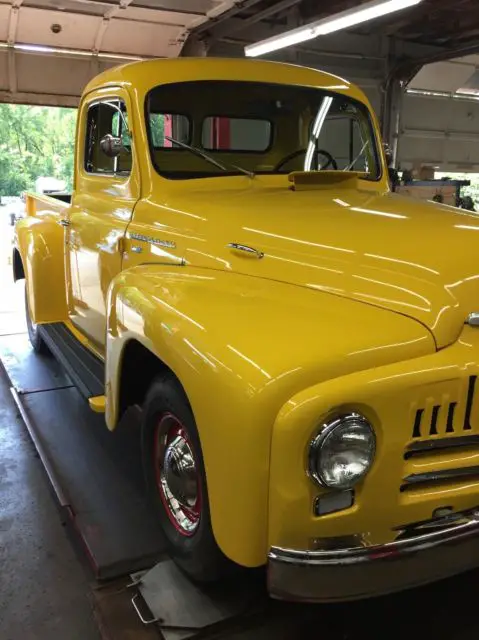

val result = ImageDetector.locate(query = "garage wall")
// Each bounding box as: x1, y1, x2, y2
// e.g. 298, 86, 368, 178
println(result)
210, 31, 387, 117
398, 91, 479, 171
0, 48, 120, 106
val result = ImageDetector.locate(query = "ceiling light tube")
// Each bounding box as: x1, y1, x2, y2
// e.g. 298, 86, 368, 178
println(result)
245, 0, 423, 57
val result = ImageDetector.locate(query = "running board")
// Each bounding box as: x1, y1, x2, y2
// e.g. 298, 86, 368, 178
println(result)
39, 323, 105, 399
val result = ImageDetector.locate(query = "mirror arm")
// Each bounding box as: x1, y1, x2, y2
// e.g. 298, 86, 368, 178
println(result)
103, 100, 131, 138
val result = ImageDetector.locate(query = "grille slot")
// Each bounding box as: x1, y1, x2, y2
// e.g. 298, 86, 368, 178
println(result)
411, 375, 477, 439
401, 466, 479, 492
402, 435, 479, 491
404, 434, 479, 460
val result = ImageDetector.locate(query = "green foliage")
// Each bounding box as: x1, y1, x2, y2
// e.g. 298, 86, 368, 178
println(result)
150, 113, 165, 147
0, 104, 77, 197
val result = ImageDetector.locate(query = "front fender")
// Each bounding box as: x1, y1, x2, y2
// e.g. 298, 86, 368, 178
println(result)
15, 216, 68, 324
106, 265, 435, 567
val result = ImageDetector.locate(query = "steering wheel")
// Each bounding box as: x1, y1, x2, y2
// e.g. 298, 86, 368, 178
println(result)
274, 148, 338, 172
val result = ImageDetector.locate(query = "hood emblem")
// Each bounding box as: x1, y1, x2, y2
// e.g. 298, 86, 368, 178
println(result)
227, 243, 264, 259
130, 232, 176, 249
467, 313, 479, 326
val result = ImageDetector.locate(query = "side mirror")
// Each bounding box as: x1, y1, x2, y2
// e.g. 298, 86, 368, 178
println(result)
383, 142, 393, 164
100, 134, 123, 158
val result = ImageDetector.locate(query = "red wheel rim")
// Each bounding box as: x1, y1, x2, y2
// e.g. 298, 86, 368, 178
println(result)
153, 413, 201, 537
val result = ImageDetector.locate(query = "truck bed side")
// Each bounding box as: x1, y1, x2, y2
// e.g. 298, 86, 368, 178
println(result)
14, 192, 70, 325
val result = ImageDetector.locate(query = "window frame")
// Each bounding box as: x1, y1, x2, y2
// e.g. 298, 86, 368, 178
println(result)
144, 80, 382, 182
309, 112, 371, 172
83, 97, 132, 178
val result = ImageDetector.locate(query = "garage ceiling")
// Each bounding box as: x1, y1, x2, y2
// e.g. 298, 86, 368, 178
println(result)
410, 55, 479, 95
1, 0, 479, 152
185, 0, 479, 54
0, 0, 231, 58
2, 0, 479, 62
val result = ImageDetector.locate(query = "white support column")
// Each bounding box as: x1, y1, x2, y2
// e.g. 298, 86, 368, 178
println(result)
7, 47, 17, 95
7, 0, 23, 46
89, 53, 101, 80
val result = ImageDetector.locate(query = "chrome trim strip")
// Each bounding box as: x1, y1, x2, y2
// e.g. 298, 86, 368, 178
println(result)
405, 434, 479, 458
269, 507, 479, 567
467, 312, 479, 326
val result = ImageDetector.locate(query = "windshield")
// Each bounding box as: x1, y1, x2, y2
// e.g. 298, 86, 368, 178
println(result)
145, 80, 380, 181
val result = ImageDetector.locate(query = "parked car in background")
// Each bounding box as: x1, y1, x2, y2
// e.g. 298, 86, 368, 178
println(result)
1, 197, 24, 226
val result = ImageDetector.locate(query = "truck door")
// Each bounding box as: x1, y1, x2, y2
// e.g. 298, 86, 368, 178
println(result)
65, 87, 139, 352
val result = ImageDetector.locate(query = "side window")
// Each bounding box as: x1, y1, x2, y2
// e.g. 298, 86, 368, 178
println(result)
84, 100, 131, 175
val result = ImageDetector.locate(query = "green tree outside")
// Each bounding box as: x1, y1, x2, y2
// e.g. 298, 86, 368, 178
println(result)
0, 104, 77, 197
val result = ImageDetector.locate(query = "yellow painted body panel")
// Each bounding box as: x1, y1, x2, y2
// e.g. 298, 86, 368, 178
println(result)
14, 58, 479, 568
15, 194, 68, 325
269, 327, 479, 550
106, 266, 434, 565
66, 85, 140, 352
89, 395, 106, 413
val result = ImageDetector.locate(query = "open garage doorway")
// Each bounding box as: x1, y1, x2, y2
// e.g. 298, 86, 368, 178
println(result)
0, 103, 76, 327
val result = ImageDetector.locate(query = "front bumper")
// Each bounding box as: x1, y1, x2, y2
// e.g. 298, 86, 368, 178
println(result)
267, 508, 479, 602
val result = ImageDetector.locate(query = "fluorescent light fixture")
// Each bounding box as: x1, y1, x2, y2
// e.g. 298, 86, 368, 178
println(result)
15, 43, 92, 56
245, 0, 423, 57
0, 41, 143, 61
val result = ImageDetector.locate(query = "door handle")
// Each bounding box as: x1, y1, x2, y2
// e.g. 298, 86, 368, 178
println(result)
60, 219, 70, 227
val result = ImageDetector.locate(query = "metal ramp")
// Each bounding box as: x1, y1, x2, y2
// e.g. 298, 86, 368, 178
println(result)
0, 331, 166, 580
128, 560, 266, 639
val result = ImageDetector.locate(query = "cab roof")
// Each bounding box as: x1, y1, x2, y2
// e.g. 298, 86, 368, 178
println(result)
83, 57, 368, 106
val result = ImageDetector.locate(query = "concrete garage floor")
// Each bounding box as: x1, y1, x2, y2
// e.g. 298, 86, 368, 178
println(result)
0, 214, 99, 639
0, 367, 100, 640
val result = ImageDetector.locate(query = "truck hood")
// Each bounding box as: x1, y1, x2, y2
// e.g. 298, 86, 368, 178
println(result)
164, 182, 479, 349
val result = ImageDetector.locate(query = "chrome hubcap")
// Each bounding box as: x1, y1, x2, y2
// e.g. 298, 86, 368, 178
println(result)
155, 415, 201, 536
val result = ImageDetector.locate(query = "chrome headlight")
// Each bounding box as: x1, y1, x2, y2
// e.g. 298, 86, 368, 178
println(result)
308, 413, 376, 490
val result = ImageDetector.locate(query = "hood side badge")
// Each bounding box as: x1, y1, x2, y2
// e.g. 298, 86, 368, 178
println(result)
467, 313, 479, 326
227, 243, 264, 259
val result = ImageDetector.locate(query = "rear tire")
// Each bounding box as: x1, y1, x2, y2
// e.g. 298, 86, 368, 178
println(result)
142, 374, 233, 583
25, 288, 50, 355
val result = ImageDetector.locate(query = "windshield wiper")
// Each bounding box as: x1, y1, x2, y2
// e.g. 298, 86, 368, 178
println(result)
164, 136, 254, 178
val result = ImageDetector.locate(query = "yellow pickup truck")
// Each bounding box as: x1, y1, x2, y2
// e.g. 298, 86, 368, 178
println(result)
13, 57, 479, 602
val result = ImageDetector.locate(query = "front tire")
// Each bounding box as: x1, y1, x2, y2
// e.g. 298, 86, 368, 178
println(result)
142, 374, 232, 583
25, 288, 50, 355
